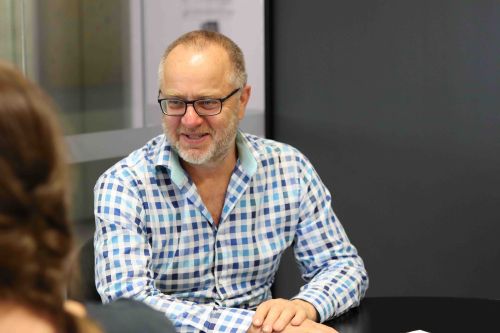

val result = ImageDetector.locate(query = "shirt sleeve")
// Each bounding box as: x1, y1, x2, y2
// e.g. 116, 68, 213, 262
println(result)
94, 172, 254, 333
290, 158, 369, 322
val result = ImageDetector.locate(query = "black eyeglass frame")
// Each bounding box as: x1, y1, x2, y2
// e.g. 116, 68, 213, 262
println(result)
157, 87, 241, 116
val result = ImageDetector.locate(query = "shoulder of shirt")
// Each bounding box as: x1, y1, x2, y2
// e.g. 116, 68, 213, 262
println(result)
96, 134, 167, 186
241, 132, 312, 168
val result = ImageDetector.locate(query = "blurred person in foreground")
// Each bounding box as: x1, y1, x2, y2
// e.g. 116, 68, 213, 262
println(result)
0, 61, 175, 333
0, 60, 99, 333
94, 30, 368, 333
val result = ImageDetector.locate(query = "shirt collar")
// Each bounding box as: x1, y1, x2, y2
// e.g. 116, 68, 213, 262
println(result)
155, 136, 189, 188
235, 131, 258, 177
155, 131, 258, 189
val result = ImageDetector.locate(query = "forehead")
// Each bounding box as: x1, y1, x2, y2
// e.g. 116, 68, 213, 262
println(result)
161, 44, 232, 93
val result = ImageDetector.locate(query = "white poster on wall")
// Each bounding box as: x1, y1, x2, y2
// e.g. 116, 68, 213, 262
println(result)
141, 0, 265, 136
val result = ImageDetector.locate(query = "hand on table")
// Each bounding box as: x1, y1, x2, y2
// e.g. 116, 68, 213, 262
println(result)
247, 298, 321, 333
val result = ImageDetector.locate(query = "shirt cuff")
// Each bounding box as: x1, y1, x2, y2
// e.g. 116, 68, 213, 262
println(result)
210, 307, 255, 333
291, 289, 335, 323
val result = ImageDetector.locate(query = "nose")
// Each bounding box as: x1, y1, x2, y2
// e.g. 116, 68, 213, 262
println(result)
181, 104, 204, 127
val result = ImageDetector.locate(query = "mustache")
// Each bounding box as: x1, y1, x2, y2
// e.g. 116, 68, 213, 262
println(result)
176, 127, 213, 136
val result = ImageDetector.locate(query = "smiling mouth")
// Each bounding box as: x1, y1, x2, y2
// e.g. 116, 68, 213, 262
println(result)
183, 133, 207, 139
180, 133, 211, 144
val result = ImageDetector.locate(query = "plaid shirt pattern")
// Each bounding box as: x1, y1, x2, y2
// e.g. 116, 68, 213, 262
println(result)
94, 132, 368, 332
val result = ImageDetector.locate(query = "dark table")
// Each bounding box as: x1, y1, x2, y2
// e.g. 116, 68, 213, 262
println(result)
325, 297, 500, 333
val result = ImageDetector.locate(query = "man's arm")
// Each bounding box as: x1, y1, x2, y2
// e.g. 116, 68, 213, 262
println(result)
291, 160, 369, 322
94, 173, 255, 332
247, 152, 367, 332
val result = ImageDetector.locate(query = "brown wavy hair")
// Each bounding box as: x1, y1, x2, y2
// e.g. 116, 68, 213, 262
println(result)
0, 61, 99, 332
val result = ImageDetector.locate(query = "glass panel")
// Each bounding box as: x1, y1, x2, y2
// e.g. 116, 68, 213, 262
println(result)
34, 0, 133, 134
0, 0, 23, 67
1, 0, 140, 135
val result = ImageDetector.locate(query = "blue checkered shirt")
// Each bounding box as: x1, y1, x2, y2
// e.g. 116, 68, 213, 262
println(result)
94, 132, 368, 333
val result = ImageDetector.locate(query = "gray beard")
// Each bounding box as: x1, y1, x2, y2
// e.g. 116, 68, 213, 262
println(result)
167, 114, 239, 165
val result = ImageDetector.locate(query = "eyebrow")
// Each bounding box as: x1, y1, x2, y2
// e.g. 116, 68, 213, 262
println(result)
161, 91, 223, 100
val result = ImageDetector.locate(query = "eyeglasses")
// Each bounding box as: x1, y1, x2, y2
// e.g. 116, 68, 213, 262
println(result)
158, 87, 241, 116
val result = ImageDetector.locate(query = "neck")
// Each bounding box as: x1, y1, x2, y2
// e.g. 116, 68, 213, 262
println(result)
0, 302, 56, 333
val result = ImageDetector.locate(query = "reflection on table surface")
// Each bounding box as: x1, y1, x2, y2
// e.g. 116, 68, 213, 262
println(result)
325, 297, 500, 333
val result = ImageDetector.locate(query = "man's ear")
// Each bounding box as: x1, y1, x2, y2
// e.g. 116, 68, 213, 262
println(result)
237, 85, 251, 120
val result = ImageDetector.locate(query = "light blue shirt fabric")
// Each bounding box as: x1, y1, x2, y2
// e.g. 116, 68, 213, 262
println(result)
94, 132, 368, 332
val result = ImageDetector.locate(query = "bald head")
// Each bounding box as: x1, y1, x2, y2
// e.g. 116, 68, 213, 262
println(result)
158, 30, 247, 89
160, 43, 234, 99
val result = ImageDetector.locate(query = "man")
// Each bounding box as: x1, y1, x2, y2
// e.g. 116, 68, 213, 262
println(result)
94, 30, 368, 333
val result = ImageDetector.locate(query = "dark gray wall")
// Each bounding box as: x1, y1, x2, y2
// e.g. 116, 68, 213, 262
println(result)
271, 1, 500, 299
